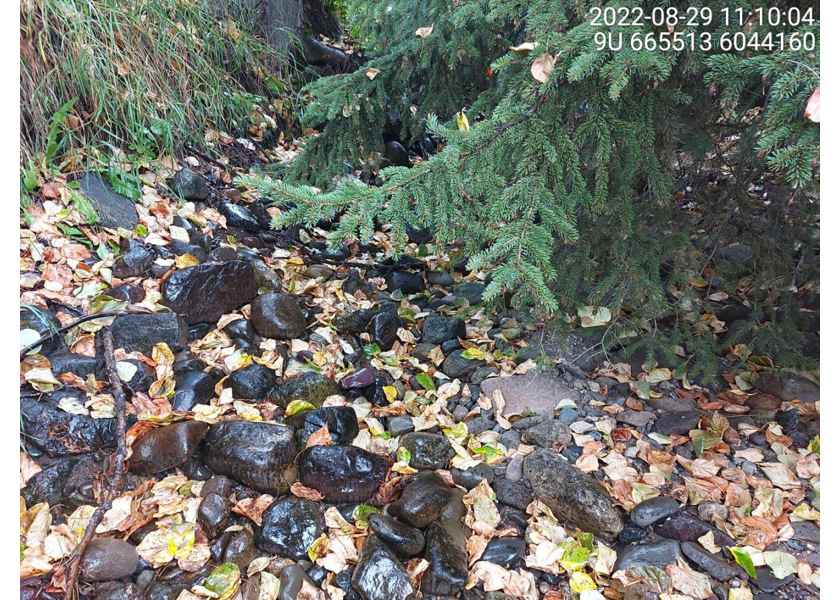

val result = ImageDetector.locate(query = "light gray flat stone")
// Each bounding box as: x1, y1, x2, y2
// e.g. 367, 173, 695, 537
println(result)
480, 371, 575, 416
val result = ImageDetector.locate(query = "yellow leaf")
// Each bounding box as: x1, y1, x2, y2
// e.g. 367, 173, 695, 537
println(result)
456, 110, 470, 132
365, 68, 379, 80
510, 42, 538, 51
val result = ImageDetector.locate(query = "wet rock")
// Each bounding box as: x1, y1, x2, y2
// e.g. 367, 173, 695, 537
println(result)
654, 511, 735, 547
276, 564, 318, 600
754, 372, 819, 403
172, 371, 215, 411
228, 363, 276, 399
426, 270, 454, 286
480, 537, 526, 568
20, 306, 63, 355
340, 368, 377, 390
223, 318, 255, 345
298, 445, 391, 503
746, 393, 783, 411
170, 240, 207, 263
105, 283, 146, 304
343, 270, 377, 299
791, 520, 820, 544
524, 421, 572, 448
525, 448, 624, 541
117, 358, 155, 394
256, 498, 324, 559
80, 538, 139, 581
269, 372, 340, 408
681, 542, 742, 581
471, 366, 499, 384
754, 566, 794, 592
250, 292, 306, 339
77, 173, 139, 230
219, 202, 259, 232
305, 264, 335, 280
491, 479, 533, 511
480, 372, 576, 417
453, 282, 485, 305
646, 395, 698, 413
22, 453, 102, 509
616, 410, 656, 428
698, 502, 728, 524
777, 408, 800, 432
614, 540, 683, 572
368, 513, 425, 556
250, 258, 282, 290
113, 238, 154, 279
388, 416, 415, 437
334, 309, 375, 334
351, 535, 416, 600
202, 421, 297, 495
382, 141, 410, 168
198, 493, 229, 539
390, 472, 453, 528
171, 167, 209, 200
110, 312, 187, 355
223, 529, 259, 569
290, 406, 359, 445
451, 463, 495, 489
208, 246, 238, 262
49, 352, 104, 380
618, 523, 648, 546
94, 582, 143, 600
367, 312, 404, 350
385, 270, 425, 295
653, 410, 700, 436
161, 261, 258, 325
630, 497, 681, 527
421, 491, 469, 596
144, 582, 187, 600
442, 351, 484, 379
129, 421, 208, 474
401, 432, 455, 470
721, 244, 753, 263
21, 396, 116, 456
422, 315, 465, 345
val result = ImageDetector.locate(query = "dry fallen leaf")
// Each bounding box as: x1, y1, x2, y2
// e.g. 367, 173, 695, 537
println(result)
804, 86, 820, 123
232, 494, 275, 525
306, 423, 334, 449
365, 68, 379, 80
415, 25, 434, 38
291, 482, 325, 502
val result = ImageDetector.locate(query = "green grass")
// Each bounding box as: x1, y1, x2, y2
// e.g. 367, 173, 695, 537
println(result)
21, 0, 299, 178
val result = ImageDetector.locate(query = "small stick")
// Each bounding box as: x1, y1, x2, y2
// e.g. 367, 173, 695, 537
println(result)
62, 328, 129, 600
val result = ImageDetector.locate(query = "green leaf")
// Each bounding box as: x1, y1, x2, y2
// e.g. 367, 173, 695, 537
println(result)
729, 547, 757, 578
473, 444, 503, 457
396, 446, 411, 463
204, 563, 240, 600
363, 343, 381, 357
351, 504, 380, 526
416, 372, 436, 391
577, 306, 612, 327
460, 347, 485, 360
398, 306, 417, 323
301, 358, 324, 373
70, 190, 100, 225
286, 400, 316, 416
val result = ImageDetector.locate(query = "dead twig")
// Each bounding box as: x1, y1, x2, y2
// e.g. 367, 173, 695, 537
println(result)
63, 328, 129, 600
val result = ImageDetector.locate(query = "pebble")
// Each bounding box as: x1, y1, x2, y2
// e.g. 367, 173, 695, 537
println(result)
80, 538, 139, 581
250, 293, 307, 339
653, 410, 700, 436
172, 371, 215, 411
630, 496, 681, 527
681, 542, 742, 581
351, 535, 416, 600
290, 406, 360, 446
450, 463, 495, 489
297, 445, 391, 503
390, 472, 453, 528
368, 513, 425, 556
491, 479, 533, 511
129, 420, 208, 475
480, 537, 526, 568
228, 363, 276, 399
400, 432, 455, 470
256, 498, 324, 559
269, 372, 340, 408
523, 420, 572, 447
614, 540, 683, 572
197, 492, 229, 539
223, 528, 259, 569
367, 312, 404, 350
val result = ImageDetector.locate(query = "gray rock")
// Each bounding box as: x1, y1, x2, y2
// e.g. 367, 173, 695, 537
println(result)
616, 411, 656, 428
112, 238, 154, 279
654, 511, 735, 547
305, 265, 335, 280
499, 430, 522, 450
524, 449, 624, 541
614, 540, 683, 572
197, 493, 229, 539
171, 167, 209, 200
201, 421, 297, 495
721, 244, 753, 263
791, 520, 820, 544
646, 396, 697, 413
422, 315, 466, 345
558, 407, 578, 424
172, 371, 215, 411
256, 498, 324, 559
161, 261, 258, 325
388, 416, 415, 437
441, 351, 484, 379
80, 538, 139, 581
471, 366, 499, 384
367, 312, 404, 349
698, 502, 728, 523
250, 292, 306, 339
465, 416, 495, 435
524, 421, 571, 448
390, 472, 453, 529
754, 566, 794, 592
421, 491, 469, 596
681, 542, 742, 581
223, 528, 259, 569
453, 282, 485, 305
491, 479, 533, 510
351, 535, 416, 600
653, 411, 700, 436
250, 259, 282, 290
754, 372, 819, 403
368, 513, 425, 556
298, 445, 391, 503
410, 342, 437, 361
401, 432, 455, 470
630, 497, 681, 527
480, 537, 526, 568
268, 372, 340, 408
505, 454, 525, 483
77, 173, 138, 230
426, 271, 455, 286
93, 582, 142, 600
451, 463, 495, 489
480, 372, 576, 416
129, 420, 208, 475
110, 312, 187, 356
228, 363, 276, 399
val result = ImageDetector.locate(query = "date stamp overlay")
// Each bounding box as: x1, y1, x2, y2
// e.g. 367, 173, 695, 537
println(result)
589, 5, 816, 52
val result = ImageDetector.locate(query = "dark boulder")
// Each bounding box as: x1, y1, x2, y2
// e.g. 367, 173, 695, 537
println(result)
129, 421, 208, 475
297, 445, 391, 503
112, 238, 154, 279
390, 472, 453, 529
351, 535, 417, 600
250, 292, 307, 339
171, 167, 209, 200
161, 261, 258, 325
268, 372, 340, 408
172, 371, 215, 411
256, 497, 324, 559
109, 312, 188, 356
21, 396, 116, 457
228, 363, 276, 399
